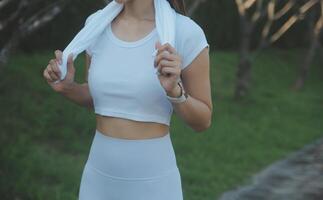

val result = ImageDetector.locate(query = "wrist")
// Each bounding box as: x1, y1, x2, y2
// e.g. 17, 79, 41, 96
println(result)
166, 83, 181, 98
59, 81, 77, 95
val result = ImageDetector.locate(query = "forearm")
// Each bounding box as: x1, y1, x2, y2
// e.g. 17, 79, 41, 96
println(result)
59, 82, 94, 110
171, 94, 212, 132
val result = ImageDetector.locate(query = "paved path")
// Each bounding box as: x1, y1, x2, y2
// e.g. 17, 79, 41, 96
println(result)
219, 138, 323, 200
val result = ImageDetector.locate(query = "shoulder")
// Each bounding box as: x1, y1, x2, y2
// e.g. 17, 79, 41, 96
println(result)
175, 13, 207, 41
174, 13, 209, 70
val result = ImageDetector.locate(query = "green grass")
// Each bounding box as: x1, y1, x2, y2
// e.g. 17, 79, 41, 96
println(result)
0, 49, 322, 200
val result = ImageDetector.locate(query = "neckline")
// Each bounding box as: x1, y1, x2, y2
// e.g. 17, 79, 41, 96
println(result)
107, 23, 157, 48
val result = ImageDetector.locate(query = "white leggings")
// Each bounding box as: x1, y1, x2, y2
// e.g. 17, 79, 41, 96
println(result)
78, 129, 184, 200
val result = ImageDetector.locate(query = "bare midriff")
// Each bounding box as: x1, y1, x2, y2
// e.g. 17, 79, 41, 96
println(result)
95, 114, 170, 140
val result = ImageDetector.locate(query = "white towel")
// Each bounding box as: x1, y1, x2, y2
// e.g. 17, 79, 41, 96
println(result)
55, 0, 176, 83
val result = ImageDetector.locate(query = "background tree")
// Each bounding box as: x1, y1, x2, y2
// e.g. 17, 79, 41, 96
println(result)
0, 0, 67, 68
293, 0, 323, 90
234, 0, 319, 100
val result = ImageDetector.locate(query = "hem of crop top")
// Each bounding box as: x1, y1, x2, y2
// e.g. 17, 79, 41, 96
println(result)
94, 107, 171, 126
107, 23, 158, 48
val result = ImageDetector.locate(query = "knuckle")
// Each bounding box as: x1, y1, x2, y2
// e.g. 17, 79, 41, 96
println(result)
50, 72, 56, 78
49, 60, 55, 66
47, 73, 52, 80
52, 65, 59, 72
44, 73, 50, 80
56, 68, 61, 74
162, 51, 169, 57
161, 45, 167, 51
161, 60, 167, 66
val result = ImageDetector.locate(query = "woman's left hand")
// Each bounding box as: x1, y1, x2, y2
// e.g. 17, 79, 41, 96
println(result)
154, 41, 182, 97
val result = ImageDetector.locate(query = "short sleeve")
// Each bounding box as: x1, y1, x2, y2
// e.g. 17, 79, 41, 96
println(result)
175, 15, 209, 70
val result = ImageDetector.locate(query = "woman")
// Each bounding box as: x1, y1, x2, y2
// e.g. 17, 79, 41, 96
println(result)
43, 0, 212, 199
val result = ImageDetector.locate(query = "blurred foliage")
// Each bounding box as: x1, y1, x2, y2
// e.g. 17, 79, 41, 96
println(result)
18, 0, 104, 53
16, 0, 321, 53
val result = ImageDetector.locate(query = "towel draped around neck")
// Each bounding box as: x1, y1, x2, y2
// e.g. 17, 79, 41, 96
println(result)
55, 0, 177, 83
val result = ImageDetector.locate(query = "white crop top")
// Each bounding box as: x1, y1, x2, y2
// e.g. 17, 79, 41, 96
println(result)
85, 13, 209, 126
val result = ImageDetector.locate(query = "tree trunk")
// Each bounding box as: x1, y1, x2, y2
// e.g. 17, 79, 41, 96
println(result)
234, 19, 253, 100
293, 35, 319, 90
293, 11, 322, 90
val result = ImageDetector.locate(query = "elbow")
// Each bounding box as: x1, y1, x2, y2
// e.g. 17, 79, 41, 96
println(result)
193, 116, 212, 133
191, 107, 213, 132
84, 99, 94, 110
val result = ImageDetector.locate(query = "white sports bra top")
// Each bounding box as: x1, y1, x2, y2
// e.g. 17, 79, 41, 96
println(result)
86, 13, 209, 126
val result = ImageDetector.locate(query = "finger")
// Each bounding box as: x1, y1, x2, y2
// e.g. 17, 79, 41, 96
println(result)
67, 53, 74, 67
66, 53, 75, 79
48, 60, 60, 79
158, 59, 178, 70
157, 42, 177, 55
155, 41, 162, 50
48, 66, 59, 80
54, 50, 63, 65
155, 51, 177, 67
49, 59, 56, 66
155, 51, 169, 67
44, 68, 53, 82
160, 66, 177, 76
51, 60, 62, 77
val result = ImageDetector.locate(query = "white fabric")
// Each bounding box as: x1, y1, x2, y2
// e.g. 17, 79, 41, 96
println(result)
86, 13, 209, 126
55, 0, 176, 83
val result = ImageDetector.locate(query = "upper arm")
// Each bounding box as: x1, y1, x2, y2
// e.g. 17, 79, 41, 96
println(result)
181, 47, 212, 113
176, 16, 212, 112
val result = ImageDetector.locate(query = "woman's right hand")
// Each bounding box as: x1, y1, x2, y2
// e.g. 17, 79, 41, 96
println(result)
43, 50, 75, 93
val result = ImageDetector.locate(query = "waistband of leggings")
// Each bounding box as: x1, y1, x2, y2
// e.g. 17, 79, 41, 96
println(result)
86, 129, 179, 179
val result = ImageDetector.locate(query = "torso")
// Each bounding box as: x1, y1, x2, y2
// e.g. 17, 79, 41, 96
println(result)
92, 14, 170, 140
86, 11, 207, 140
96, 115, 169, 140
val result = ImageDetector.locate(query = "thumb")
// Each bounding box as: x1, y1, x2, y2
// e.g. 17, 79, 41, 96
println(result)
65, 53, 75, 80
155, 41, 162, 50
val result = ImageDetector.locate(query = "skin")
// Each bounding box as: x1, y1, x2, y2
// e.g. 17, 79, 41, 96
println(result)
43, 0, 212, 139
